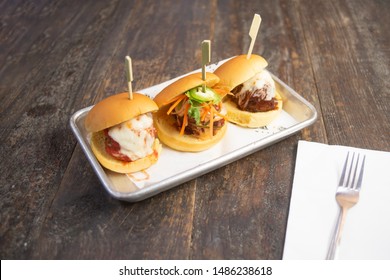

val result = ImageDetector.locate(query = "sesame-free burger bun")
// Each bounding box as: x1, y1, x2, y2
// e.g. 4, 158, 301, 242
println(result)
153, 72, 226, 152
214, 54, 268, 90
84, 92, 161, 173
213, 54, 282, 128
223, 92, 283, 128
154, 72, 220, 108
90, 131, 161, 174
85, 92, 159, 133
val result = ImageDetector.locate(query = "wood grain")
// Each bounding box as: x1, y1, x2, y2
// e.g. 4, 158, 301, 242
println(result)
0, 0, 389, 259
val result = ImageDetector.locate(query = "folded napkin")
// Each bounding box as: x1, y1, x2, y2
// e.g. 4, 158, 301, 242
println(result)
283, 140, 390, 260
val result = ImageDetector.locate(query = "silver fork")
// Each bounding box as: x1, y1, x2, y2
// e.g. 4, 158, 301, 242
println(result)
326, 152, 366, 260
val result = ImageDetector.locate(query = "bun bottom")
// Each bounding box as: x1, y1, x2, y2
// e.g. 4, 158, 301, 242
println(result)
90, 131, 162, 174
224, 92, 283, 128
153, 108, 227, 152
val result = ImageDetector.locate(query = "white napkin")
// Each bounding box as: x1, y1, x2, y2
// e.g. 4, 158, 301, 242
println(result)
283, 140, 390, 260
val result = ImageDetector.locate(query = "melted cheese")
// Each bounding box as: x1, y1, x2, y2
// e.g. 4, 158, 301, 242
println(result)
240, 70, 275, 101
107, 113, 155, 161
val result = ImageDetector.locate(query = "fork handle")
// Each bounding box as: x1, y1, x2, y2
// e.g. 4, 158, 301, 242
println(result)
326, 207, 348, 260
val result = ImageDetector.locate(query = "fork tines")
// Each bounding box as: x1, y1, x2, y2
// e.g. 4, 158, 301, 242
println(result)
339, 152, 366, 190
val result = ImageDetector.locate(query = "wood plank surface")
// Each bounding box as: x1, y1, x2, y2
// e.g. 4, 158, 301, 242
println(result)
0, 0, 389, 260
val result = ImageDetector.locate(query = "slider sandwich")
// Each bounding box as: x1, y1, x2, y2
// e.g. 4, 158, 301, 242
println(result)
85, 93, 161, 173
214, 54, 282, 128
153, 72, 227, 152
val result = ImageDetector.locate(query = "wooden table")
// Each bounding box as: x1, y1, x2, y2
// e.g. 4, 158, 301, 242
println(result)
1, 0, 389, 259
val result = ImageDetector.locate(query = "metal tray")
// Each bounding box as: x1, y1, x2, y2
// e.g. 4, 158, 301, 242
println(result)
70, 58, 317, 202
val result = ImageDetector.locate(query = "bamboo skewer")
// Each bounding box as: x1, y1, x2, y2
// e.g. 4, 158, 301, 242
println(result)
201, 40, 211, 92
247, 14, 261, 59
125, 56, 133, 100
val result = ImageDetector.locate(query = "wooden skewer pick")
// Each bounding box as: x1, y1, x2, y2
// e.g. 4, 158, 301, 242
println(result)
125, 56, 133, 100
246, 14, 262, 60
201, 40, 211, 92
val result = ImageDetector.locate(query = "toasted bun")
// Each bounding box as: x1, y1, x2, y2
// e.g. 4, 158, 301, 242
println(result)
153, 107, 227, 152
85, 92, 158, 133
154, 72, 220, 108
214, 54, 282, 127
224, 92, 283, 128
90, 130, 162, 173
214, 54, 268, 90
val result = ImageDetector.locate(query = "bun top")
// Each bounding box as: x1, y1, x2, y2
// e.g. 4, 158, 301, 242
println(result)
214, 54, 268, 90
154, 72, 220, 108
85, 92, 158, 133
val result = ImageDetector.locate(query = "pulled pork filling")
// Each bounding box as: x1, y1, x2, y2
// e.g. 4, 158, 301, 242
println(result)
174, 103, 225, 136
231, 71, 278, 112
164, 86, 226, 138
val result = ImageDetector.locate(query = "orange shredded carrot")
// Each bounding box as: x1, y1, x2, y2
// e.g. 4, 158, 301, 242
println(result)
167, 94, 186, 115
209, 108, 214, 137
169, 94, 185, 103
180, 104, 190, 136
200, 105, 209, 121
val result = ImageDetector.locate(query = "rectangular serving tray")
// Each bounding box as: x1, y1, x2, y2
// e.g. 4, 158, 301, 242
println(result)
70, 58, 317, 202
